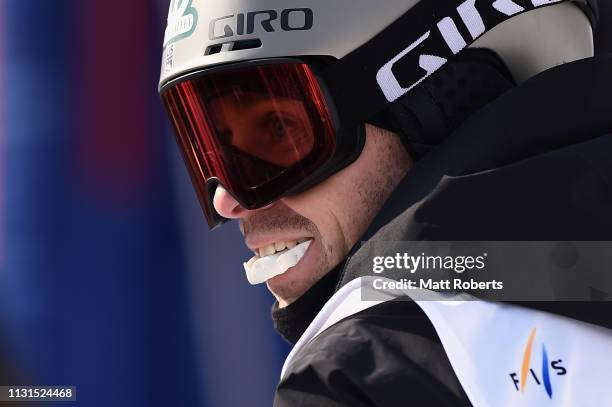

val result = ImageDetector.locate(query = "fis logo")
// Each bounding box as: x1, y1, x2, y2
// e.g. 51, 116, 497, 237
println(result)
509, 328, 567, 399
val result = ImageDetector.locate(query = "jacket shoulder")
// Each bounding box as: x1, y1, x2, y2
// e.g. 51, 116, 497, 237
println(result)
275, 300, 471, 407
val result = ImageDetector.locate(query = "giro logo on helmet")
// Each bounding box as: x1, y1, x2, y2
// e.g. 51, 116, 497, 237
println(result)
376, 0, 564, 102
209, 8, 314, 41
164, 0, 199, 46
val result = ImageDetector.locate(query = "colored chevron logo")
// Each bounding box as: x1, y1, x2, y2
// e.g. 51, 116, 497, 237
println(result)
509, 328, 567, 399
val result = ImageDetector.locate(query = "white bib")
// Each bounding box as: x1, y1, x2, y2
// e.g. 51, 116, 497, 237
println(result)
282, 276, 612, 406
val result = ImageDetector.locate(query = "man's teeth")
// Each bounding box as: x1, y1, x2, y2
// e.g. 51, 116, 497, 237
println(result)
244, 239, 312, 285
257, 238, 308, 257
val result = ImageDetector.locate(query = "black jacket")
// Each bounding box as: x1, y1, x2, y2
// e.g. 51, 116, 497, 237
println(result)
274, 56, 612, 406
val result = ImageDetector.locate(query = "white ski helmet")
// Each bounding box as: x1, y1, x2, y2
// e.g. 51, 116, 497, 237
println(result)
159, 0, 595, 88
159, 0, 597, 228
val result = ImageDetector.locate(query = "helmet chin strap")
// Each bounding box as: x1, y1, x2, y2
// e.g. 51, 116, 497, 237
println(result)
371, 48, 515, 159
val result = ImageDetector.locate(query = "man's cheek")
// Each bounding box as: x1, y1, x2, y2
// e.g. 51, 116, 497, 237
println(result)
280, 193, 321, 223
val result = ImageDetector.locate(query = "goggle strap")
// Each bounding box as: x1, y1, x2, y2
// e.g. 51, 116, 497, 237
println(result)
323, 0, 595, 127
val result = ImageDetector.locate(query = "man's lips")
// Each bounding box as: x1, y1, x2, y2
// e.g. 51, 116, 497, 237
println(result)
245, 234, 314, 255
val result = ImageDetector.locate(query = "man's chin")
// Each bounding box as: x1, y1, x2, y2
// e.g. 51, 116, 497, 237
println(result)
266, 237, 323, 307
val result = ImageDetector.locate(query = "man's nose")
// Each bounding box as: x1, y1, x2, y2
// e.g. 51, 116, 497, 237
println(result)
213, 185, 248, 219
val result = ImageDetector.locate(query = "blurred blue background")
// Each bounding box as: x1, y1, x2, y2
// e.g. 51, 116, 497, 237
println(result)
0, 1, 610, 407
0, 1, 289, 406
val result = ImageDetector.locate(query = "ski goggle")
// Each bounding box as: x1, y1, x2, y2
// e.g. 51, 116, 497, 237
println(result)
160, 59, 365, 229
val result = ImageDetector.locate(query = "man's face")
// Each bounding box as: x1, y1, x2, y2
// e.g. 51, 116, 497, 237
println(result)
213, 114, 412, 306
210, 92, 316, 167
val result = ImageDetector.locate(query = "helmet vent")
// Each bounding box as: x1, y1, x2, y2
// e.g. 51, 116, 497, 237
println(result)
205, 39, 263, 56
